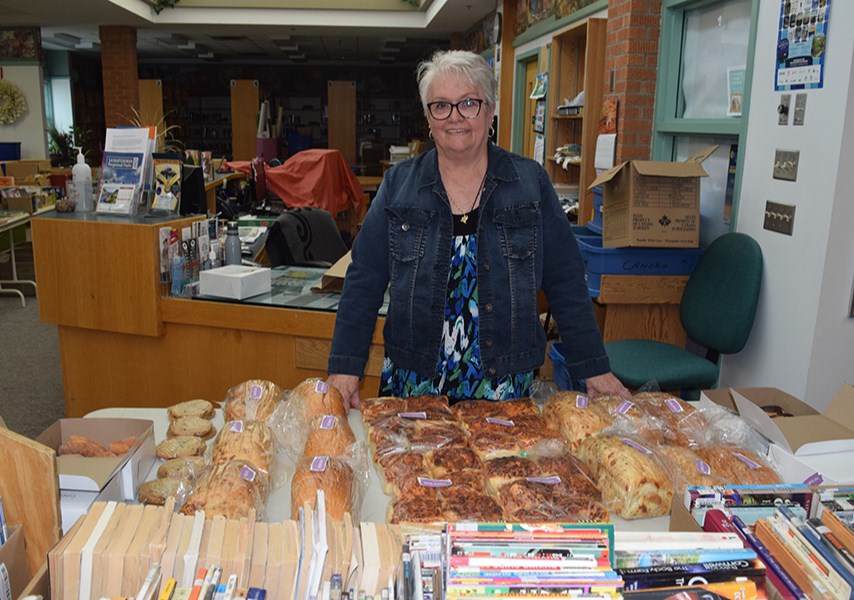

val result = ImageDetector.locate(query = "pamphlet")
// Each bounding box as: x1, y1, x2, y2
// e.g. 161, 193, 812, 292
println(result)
96, 127, 155, 215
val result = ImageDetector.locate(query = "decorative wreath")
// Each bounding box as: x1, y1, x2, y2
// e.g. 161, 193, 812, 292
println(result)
0, 79, 28, 125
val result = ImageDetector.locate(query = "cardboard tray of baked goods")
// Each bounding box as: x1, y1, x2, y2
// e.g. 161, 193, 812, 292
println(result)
36, 418, 155, 494
700, 386, 854, 485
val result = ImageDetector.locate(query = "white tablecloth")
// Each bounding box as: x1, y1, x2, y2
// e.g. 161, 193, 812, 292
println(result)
86, 407, 669, 532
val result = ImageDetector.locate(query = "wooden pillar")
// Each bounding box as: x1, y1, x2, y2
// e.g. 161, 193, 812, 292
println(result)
497, 0, 517, 151
603, 0, 662, 161
99, 26, 139, 128
328, 80, 356, 164
230, 80, 259, 161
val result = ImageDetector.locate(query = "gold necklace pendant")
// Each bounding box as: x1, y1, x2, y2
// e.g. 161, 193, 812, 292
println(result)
460, 213, 468, 224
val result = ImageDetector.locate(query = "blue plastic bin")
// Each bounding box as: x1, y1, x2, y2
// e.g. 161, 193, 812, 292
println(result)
586, 186, 603, 234
0, 142, 22, 163
548, 342, 572, 390
576, 236, 705, 297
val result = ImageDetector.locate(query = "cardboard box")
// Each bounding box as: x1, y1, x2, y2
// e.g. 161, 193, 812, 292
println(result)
314, 250, 352, 293
199, 265, 272, 299
588, 146, 717, 248
0, 525, 31, 599
700, 386, 854, 485
36, 418, 154, 494
0, 159, 51, 182
58, 475, 123, 533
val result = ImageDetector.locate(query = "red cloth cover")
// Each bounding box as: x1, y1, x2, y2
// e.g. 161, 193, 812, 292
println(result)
265, 149, 362, 215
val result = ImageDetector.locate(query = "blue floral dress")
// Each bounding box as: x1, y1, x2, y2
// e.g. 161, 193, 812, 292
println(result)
380, 208, 534, 403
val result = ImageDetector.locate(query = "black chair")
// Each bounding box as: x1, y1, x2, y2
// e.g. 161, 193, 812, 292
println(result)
264, 207, 349, 268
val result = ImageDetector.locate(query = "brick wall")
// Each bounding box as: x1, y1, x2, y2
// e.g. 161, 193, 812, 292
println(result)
604, 0, 662, 162
99, 26, 139, 128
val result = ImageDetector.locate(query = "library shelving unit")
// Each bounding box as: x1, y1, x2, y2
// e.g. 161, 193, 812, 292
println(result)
546, 17, 606, 226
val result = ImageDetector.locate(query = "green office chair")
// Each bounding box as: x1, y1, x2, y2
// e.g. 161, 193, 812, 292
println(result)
605, 232, 763, 396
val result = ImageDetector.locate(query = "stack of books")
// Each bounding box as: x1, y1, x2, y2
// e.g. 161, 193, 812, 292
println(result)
615, 531, 763, 598
443, 522, 623, 599
47, 495, 402, 600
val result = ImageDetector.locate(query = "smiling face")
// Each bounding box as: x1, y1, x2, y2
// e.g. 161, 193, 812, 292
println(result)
426, 73, 495, 161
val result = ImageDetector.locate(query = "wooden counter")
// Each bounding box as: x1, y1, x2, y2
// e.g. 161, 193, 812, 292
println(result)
32, 212, 384, 416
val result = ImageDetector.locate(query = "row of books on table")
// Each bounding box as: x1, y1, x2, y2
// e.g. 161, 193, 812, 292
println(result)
44, 484, 854, 600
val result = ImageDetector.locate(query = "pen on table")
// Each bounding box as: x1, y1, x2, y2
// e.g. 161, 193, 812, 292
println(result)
221, 574, 238, 600
202, 566, 222, 600
158, 578, 177, 600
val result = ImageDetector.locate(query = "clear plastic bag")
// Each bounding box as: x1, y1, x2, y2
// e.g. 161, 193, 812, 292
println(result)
290, 442, 369, 522
222, 379, 286, 422
180, 459, 270, 520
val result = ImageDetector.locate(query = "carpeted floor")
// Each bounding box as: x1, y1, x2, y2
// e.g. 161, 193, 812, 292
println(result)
0, 242, 66, 439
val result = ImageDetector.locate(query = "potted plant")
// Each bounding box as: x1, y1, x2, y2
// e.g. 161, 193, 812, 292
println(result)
48, 125, 74, 167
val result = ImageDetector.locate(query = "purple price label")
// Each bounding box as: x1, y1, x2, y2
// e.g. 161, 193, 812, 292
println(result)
486, 417, 515, 427
621, 437, 652, 454
249, 385, 262, 400
240, 465, 257, 482
525, 476, 562, 485
804, 472, 824, 486
616, 400, 635, 415
734, 453, 761, 469
228, 420, 244, 433
398, 412, 427, 420
576, 395, 589, 409
417, 477, 452, 488
695, 459, 711, 475
310, 456, 330, 472
665, 398, 684, 413
319, 415, 338, 430
315, 380, 329, 394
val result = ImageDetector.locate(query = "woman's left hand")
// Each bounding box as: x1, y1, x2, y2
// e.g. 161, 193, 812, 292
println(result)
584, 372, 631, 399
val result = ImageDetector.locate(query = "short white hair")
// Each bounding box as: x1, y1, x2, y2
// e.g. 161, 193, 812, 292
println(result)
417, 50, 497, 116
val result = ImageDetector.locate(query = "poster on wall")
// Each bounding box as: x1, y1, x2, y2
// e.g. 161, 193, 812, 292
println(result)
775, 0, 831, 91
727, 66, 745, 116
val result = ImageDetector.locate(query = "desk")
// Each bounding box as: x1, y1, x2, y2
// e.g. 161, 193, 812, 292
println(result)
356, 175, 383, 194
32, 212, 385, 417
85, 406, 669, 532
594, 275, 689, 345
205, 171, 247, 214
0, 206, 53, 306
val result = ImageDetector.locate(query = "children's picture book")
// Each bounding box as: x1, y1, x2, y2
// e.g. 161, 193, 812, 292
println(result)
152, 154, 182, 212
96, 127, 155, 215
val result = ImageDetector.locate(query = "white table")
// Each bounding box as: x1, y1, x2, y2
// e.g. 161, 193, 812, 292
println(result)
85, 407, 669, 532
0, 210, 38, 306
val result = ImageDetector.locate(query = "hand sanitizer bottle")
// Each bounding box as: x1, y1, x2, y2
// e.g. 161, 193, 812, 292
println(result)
72, 147, 93, 211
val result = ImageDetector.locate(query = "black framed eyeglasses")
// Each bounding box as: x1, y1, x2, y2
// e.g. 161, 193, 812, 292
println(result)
426, 98, 484, 120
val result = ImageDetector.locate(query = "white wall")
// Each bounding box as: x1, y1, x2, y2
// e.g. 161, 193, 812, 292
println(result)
0, 63, 48, 159
720, 1, 854, 410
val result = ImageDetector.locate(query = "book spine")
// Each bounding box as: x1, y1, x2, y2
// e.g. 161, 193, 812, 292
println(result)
620, 567, 766, 591
808, 519, 854, 573
778, 505, 854, 596
731, 516, 809, 600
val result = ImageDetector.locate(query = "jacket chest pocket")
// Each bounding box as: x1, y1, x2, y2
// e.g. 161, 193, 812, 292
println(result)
493, 203, 539, 260
386, 207, 434, 262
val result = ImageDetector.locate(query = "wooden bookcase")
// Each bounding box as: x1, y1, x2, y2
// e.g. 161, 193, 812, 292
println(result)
546, 17, 606, 225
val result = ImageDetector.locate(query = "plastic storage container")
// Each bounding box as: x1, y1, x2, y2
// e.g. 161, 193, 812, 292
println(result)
576, 236, 705, 297
548, 342, 572, 391
586, 186, 603, 234
0, 142, 22, 162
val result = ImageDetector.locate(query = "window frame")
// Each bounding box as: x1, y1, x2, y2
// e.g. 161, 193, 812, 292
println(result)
652, 0, 761, 229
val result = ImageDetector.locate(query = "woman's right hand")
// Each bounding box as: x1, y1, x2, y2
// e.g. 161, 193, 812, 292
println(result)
326, 374, 362, 412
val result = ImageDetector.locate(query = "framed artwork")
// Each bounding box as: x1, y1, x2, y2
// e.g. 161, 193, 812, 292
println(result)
0, 28, 41, 61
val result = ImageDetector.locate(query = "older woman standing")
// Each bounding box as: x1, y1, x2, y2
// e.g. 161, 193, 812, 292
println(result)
327, 50, 628, 410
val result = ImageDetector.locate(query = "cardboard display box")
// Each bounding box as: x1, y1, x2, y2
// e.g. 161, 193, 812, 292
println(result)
36, 418, 155, 495
0, 525, 30, 599
0, 159, 52, 181
700, 386, 854, 485
589, 146, 717, 248
199, 264, 272, 299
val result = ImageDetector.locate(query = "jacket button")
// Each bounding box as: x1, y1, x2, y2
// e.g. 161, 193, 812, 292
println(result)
402, 223, 410, 231
488, 367, 497, 375
484, 339, 493, 348
485, 303, 493, 312
483, 262, 490, 270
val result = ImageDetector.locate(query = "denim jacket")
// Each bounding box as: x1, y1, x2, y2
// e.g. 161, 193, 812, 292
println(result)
328, 144, 610, 382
